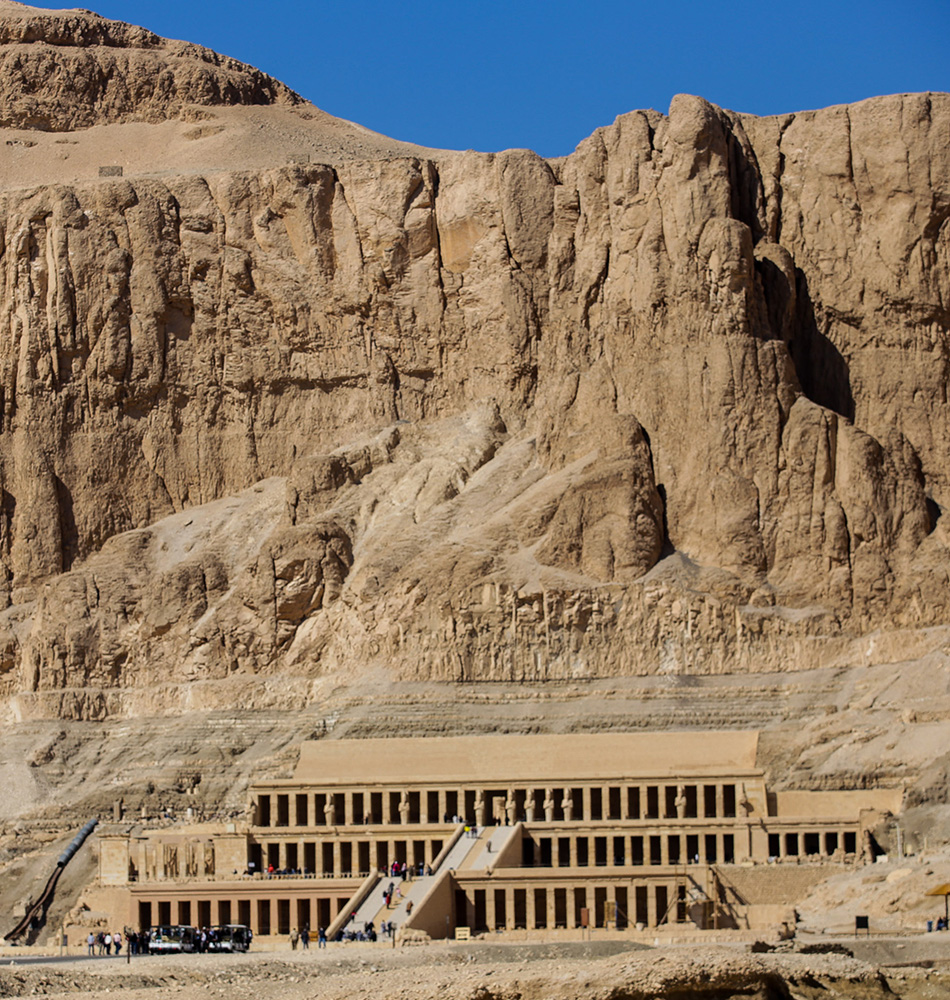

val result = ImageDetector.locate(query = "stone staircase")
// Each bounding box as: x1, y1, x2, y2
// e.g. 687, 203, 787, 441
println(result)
349, 827, 487, 934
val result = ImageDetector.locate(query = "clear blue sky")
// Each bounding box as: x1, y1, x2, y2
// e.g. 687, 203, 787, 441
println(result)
32, 0, 950, 157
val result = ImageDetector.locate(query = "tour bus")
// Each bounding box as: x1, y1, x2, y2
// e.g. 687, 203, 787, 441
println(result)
208, 924, 251, 952
148, 925, 198, 953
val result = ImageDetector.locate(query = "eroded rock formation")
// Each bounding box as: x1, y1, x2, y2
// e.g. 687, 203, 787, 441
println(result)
0, 4, 947, 721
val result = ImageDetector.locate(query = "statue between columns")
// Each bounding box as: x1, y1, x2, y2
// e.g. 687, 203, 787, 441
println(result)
505, 788, 517, 825
399, 792, 411, 824
675, 785, 687, 819
560, 789, 573, 822
543, 788, 555, 822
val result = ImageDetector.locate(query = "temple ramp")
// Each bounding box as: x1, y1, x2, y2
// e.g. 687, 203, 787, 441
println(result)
355, 827, 487, 933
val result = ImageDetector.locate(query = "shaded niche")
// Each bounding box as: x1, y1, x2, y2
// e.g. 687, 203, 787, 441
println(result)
926, 497, 942, 534
787, 271, 855, 422
53, 475, 78, 572
655, 483, 675, 559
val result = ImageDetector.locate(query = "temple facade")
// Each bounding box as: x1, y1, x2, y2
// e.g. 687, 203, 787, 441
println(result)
90, 732, 902, 943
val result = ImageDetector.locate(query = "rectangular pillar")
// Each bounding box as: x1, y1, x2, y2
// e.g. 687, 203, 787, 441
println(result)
332, 842, 341, 877
344, 792, 354, 827
647, 886, 657, 927
438, 790, 447, 822
582, 786, 592, 822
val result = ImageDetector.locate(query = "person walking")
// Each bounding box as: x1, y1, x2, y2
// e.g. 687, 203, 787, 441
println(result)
86, 932, 95, 955
317, 926, 327, 948
301, 927, 310, 949
290, 927, 299, 950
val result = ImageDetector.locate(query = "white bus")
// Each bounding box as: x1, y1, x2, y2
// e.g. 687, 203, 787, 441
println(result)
208, 924, 251, 953
148, 925, 197, 954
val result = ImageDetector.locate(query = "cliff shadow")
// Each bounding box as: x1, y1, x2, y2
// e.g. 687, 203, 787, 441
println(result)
54, 474, 78, 572
788, 270, 855, 422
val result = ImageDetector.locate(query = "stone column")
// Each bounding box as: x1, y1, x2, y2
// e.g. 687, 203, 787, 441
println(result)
567, 889, 577, 929
647, 887, 658, 927
582, 787, 592, 822
505, 788, 517, 826
544, 788, 555, 822
486, 888, 496, 930
437, 790, 447, 823
398, 792, 411, 826
715, 785, 725, 819
251, 898, 267, 935
505, 888, 515, 930
569, 836, 579, 868
278, 842, 287, 870
382, 793, 392, 825
344, 792, 354, 827
324, 796, 336, 827
526, 886, 536, 929
660, 835, 669, 866
621, 786, 630, 821
546, 888, 557, 928
332, 842, 341, 877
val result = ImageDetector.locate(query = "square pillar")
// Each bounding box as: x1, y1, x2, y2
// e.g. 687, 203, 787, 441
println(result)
278, 842, 287, 869
569, 836, 578, 867
344, 793, 354, 827
582, 787, 592, 822
505, 888, 515, 930
647, 887, 657, 927
486, 889, 496, 930
437, 790, 447, 822
332, 841, 341, 877
546, 888, 557, 928
715, 785, 725, 818
526, 886, 536, 929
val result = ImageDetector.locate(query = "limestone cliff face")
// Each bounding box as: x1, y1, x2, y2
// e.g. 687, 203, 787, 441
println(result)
0, 9, 947, 720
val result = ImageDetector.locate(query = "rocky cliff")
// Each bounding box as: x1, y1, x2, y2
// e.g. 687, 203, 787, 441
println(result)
0, 4, 947, 727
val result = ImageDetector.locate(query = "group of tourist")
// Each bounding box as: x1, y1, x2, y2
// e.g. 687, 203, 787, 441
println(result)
85, 929, 160, 955
86, 931, 123, 955
332, 918, 396, 943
